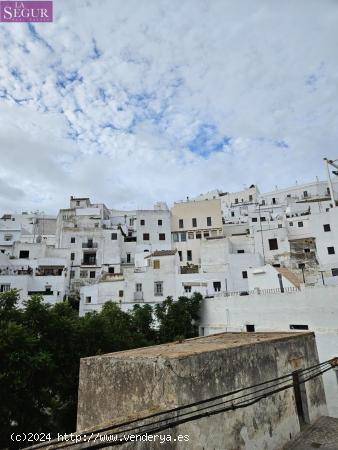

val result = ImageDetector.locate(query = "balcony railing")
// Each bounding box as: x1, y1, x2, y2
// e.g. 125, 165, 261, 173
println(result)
134, 292, 144, 301
81, 259, 97, 266
82, 242, 98, 248
121, 258, 134, 265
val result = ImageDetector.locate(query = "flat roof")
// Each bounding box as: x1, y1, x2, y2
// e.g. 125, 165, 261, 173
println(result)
83, 331, 313, 361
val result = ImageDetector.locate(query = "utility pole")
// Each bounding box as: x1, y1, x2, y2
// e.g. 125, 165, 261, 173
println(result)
324, 158, 338, 207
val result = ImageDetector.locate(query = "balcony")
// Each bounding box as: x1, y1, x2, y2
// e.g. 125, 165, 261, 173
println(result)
134, 291, 144, 301
81, 259, 97, 266
121, 257, 134, 265
82, 242, 98, 249
180, 264, 199, 274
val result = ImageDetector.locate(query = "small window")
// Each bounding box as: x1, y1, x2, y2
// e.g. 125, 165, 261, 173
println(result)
180, 232, 187, 242
184, 286, 192, 293
119, 290, 124, 297
80, 270, 88, 278
188, 232, 194, 239
323, 224, 331, 232
303, 191, 308, 198
179, 219, 184, 228
252, 217, 258, 222
128, 231, 133, 237
154, 281, 163, 296
246, 324, 255, 332
260, 217, 266, 222
196, 232, 202, 239
235, 198, 238, 204
278, 224, 282, 228
331, 268, 338, 277
192, 218, 197, 227
231, 211, 235, 217
158, 219, 162, 226
126, 253, 131, 263
298, 221, 303, 227
249, 195, 253, 201
108, 267, 115, 274
187, 250, 192, 261
129, 218, 134, 226
153, 260, 160, 269
289, 222, 293, 226
111, 233, 117, 240
178, 251, 182, 262
159, 233, 166, 241
70, 270, 75, 279
90, 271, 96, 279
269, 238, 278, 251
76, 200, 80, 206
237, 250, 244, 254
272, 198, 276, 205
71, 237, 75, 243
207, 217, 212, 226
4, 234, 12, 241
71, 252, 75, 261
261, 200, 266, 205
327, 187, 330, 195
85, 296, 91, 304
136, 283, 142, 292
213, 281, 221, 292
290, 324, 309, 330
173, 233, 179, 242
203, 231, 210, 238
19, 250, 29, 259
0, 284, 11, 292
304, 248, 310, 253
298, 263, 305, 269
143, 233, 150, 241
242, 271, 248, 279
140, 219, 145, 226
328, 247, 335, 255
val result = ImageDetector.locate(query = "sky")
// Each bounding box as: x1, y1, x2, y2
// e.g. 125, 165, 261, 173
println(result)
0, 0, 338, 213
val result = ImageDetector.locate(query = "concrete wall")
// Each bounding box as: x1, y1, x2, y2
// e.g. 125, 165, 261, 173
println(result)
76, 333, 327, 450
200, 285, 338, 417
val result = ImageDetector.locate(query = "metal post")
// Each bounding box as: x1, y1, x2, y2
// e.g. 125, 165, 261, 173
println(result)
277, 273, 284, 293
301, 266, 305, 284
319, 270, 325, 286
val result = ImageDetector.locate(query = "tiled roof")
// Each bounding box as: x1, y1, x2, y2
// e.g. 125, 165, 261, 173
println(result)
145, 250, 177, 258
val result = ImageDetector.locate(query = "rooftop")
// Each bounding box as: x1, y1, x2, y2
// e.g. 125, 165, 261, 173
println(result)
82, 331, 312, 361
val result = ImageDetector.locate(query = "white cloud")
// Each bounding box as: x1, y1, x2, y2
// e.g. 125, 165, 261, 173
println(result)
0, 0, 338, 213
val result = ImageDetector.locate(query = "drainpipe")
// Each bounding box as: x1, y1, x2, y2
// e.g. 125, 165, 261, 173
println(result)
277, 273, 284, 293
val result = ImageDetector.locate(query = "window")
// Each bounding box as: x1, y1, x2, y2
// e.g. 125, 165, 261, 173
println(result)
272, 198, 276, 204
180, 232, 187, 242
237, 250, 244, 254
252, 217, 257, 222
246, 324, 255, 332
213, 281, 221, 292
235, 198, 238, 204
158, 219, 162, 226
289, 222, 293, 227
269, 238, 278, 251
108, 267, 115, 274
85, 296, 91, 304
119, 290, 124, 297
231, 211, 235, 217
304, 248, 310, 253
188, 232, 194, 239
192, 218, 197, 227
90, 271, 96, 279
94, 223, 99, 228
111, 233, 117, 240
179, 219, 184, 228
70, 270, 75, 279
207, 217, 212, 226
19, 250, 29, 258
126, 253, 131, 263
76, 200, 80, 206
261, 200, 266, 205
140, 219, 145, 226
260, 217, 266, 222
154, 281, 163, 296
128, 231, 133, 237
249, 195, 253, 201
80, 270, 88, 278
136, 283, 142, 292
71, 237, 75, 243
0, 284, 11, 292
331, 268, 338, 277
328, 247, 335, 255
178, 251, 182, 262
303, 191, 308, 198
298, 221, 304, 227
153, 260, 160, 269
4, 234, 12, 241
278, 224, 282, 228
323, 224, 331, 232
298, 263, 305, 269
129, 218, 134, 226
327, 187, 331, 195
187, 250, 192, 261
71, 252, 75, 261
159, 233, 166, 241
196, 232, 202, 239
173, 233, 179, 242
203, 231, 210, 238
242, 271, 248, 279
290, 324, 309, 330
184, 286, 192, 293
143, 233, 150, 241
